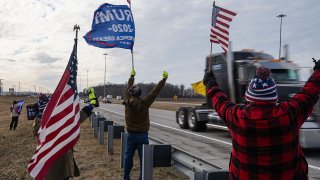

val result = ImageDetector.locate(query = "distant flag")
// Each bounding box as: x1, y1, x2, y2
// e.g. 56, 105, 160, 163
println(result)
28, 39, 80, 179
191, 80, 206, 96
210, 5, 237, 52
16, 99, 26, 113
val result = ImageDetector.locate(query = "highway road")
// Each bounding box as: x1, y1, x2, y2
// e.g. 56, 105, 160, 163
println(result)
92, 102, 320, 179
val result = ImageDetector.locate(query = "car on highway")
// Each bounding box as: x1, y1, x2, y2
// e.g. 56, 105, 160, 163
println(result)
102, 97, 112, 104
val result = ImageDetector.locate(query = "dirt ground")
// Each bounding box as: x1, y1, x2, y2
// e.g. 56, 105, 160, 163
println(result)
0, 96, 189, 180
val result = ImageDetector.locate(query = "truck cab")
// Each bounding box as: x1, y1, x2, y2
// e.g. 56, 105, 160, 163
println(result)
206, 50, 300, 107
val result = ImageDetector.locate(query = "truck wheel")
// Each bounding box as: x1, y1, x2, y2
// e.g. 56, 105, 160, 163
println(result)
176, 107, 189, 129
187, 109, 207, 132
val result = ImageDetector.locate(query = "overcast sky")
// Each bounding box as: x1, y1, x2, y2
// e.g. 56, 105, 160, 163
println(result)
1, 0, 319, 93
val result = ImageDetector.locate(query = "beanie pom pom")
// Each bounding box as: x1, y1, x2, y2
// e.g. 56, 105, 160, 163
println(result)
256, 66, 271, 80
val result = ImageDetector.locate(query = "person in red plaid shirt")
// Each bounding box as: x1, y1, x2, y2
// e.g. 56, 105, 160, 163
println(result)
203, 59, 320, 180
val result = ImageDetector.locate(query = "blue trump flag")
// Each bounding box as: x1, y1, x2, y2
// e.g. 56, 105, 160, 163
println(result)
84, 3, 135, 50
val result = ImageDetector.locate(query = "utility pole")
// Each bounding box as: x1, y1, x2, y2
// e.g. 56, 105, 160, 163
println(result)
277, 14, 286, 60
18, 82, 20, 96
86, 70, 89, 89
103, 52, 108, 98
79, 77, 81, 93
0, 79, 3, 96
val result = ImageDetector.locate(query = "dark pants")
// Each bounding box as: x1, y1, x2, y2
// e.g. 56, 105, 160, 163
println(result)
10, 116, 19, 130
123, 132, 149, 180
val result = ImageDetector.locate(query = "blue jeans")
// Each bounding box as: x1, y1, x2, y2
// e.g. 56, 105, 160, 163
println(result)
123, 132, 149, 180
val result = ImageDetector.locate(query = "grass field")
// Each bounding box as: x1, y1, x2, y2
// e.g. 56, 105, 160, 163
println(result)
0, 96, 188, 179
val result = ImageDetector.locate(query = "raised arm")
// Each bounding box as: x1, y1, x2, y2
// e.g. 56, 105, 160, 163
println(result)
144, 71, 168, 108
125, 68, 135, 99
203, 71, 237, 128
284, 59, 320, 127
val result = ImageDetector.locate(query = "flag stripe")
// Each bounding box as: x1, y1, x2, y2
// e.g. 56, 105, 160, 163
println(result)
213, 25, 229, 36
217, 14, 233, 24
212, 28, 229, 42
56, 86, 73, 107
219, 7, 237, 16
45, 102, 80, 143
212, 31, 228, 47
50, 86, 73, 117
38, 86, 75, 144
210, 5, 236, 52
41, 70, 70, 126
30, 128, 80, 178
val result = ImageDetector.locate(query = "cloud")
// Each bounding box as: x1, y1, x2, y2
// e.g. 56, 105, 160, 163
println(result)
0, 0, 319, 91
32, 52, 60, 64
0, 58, 16, 62
13, 47, 31, 55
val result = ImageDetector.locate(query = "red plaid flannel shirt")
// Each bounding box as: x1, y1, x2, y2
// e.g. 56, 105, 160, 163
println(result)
207, 69, 320, 180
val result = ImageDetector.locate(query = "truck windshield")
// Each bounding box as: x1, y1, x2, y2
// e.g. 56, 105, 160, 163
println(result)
234, 52, 274, 60
271, 69, 299, 81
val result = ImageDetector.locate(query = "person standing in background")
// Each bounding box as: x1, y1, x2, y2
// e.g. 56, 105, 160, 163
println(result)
9, 100, 20, 130
33, 93, 50, 136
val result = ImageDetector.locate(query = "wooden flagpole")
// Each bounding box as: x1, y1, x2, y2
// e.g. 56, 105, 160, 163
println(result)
131, 49, 134, 69
128, 0, 134, 69
208, 1, 215, 72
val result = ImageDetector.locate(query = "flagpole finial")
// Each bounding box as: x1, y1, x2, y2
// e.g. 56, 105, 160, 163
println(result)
73, 24, 80, 40
74, 24, 80, 31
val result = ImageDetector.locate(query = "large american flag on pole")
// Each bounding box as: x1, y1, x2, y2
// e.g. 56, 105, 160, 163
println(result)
210, 5, 237, 52
28, 39, 80, 179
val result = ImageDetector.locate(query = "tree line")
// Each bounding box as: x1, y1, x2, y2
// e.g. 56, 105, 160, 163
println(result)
80, 82, 204, 99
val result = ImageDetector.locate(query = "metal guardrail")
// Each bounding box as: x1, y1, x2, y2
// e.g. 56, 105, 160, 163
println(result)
90, 107, 229, 180
148, 138, 229, 180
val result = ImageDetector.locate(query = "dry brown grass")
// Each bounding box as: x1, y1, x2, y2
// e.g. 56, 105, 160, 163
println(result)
0, 96, 188, 180
112, 98, 205, 112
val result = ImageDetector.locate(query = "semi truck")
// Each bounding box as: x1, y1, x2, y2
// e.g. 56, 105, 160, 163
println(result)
176, 49, 320, 148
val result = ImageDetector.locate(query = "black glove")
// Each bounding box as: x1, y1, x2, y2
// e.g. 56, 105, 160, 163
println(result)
313, 58, 320, 71
203, 70, 217, 88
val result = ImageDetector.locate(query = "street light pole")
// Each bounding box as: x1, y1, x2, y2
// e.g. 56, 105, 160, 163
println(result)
277, 14, 286, 60
0, 79, 3, 96
86, 70, 89, 89
103, 53, 108, 98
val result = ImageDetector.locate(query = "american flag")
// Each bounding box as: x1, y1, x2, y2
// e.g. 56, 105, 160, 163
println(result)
210, 5, 237, 52
28, 39, 80, 179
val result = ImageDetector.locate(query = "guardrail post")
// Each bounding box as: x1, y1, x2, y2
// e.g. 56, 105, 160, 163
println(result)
93, 115, 98, 138
190, 171, 206, 180
103, 120, 113, 131
120, 132, 128, 168
91, 113, 96, 128
142, 144, 153, 180
205, 169, 229, 180
152, 144, 171, 167
99, 120, 105, 144
107, 125, 114, 154
113, 125, 125, 138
